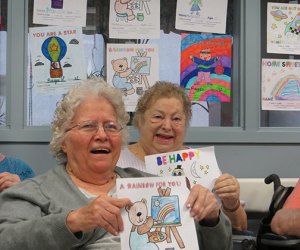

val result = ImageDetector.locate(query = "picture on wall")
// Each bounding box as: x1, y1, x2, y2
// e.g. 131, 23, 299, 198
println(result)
109, 0, 160, 39
180, 33, 232, 103
261, 58, 300, 110
106, 43, 159, 111
175, 0, 228, 34
267, 2, 300, 54
29, 26, 86, 95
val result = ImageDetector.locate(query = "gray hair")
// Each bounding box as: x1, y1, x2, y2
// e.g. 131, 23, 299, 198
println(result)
133, 81, 192, 128
49, 78, 130, 165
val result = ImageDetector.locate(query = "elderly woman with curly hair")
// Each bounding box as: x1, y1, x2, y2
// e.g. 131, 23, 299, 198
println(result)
0, 79, 232, 250
118, 81, 247, 231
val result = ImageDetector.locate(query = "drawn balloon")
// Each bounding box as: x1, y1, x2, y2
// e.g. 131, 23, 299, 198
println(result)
41, 36, 67, 78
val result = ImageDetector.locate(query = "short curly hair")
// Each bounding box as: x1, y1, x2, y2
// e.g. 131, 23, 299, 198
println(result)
49, 78, 130, 165
133, 81, 192, 129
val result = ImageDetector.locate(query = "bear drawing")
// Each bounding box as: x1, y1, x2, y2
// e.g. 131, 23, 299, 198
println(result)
111, 57, 135, 96
125, 198, 158, 250
114, 0, 135, 21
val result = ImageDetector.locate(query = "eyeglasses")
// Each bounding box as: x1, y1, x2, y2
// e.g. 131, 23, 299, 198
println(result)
66, 120, 123, 135
150, 114, 185, 127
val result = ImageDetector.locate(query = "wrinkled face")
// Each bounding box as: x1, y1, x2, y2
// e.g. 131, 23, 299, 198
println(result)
138, 97, 187, 155
200, 49, 211, 60
62, 96, 122, 178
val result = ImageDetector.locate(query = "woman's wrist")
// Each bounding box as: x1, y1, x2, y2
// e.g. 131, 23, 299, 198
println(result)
199, 209, 220, 227
222, 199, 240, 213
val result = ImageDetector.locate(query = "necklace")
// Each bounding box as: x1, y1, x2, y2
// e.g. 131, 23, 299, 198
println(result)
66, 167, 116, 186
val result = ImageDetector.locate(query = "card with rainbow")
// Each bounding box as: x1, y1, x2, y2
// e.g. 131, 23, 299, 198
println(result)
117, 176, 199, 250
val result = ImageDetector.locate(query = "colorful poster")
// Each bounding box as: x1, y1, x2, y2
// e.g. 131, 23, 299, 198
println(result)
29, 26, 86, 95
109, 0, 160, 39
33, 0, 87, 27
117, 176, 200, 250
106, 43, 159, 111
261, 58, 300, 110
145, 146, 221, 191
267, 2, 300, 54
175, 0, 228, 34
180, 33, 232, 103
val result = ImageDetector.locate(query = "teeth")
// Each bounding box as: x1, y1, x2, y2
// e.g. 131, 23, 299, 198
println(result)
91, 148, 110, 154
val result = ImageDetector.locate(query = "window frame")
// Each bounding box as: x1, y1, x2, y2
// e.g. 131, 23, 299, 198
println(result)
2, 0, 300, 143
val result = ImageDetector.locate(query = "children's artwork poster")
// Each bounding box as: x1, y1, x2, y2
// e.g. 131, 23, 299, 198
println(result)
33, 0, 87, 27
261, 58, 300, 110
180, 33, 232, 103
267, 2, 300, 54
145, 146, 222, 191
29, 26, 86, 95
109, 0, 160, 39
175, 0, 228, 34
106, 43, 159, 111
117, 176, 200, 250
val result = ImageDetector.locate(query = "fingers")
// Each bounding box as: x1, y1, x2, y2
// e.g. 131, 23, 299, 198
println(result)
0, 180, 17, 192
90, 196, 130, 235
186, 184, 220, 223
66, 195, 131, 236
98, 205, 122, 235
0, 172, 21, 192
99, 197, 131, 234
214, 173, 240, 200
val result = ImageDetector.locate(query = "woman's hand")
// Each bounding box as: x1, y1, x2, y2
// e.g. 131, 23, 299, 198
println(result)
186, 184, 220, 225
67, 195, 131, 236
0, 172, 21, 192
214, 173, 240, 210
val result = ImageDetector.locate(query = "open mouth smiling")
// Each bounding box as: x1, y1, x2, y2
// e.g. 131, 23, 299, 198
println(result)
90, 148, 111, 154
156, 133, 174, 140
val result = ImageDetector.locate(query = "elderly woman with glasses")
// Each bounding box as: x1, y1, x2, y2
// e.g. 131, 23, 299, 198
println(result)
118, 81, 247, 232
0, 79, 232, 250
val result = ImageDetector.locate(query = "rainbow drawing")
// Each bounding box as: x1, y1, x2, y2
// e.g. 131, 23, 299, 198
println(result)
134, 60, 148, 73
151, 195, 181, 226
157, 203, 175, 222
180, 33, 232, 103
271, 75, 300, 100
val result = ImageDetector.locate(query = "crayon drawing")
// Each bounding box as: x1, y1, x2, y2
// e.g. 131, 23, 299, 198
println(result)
180, 33, 232, 103
125, 198, 160, 250
261, 58, 300, 110
29, 26, 86, 95
145, 147, 221, 190
107, 43, 159, 111
151, 195, 181, 227
125, 192, 184, 250
117, 176, 200, 250
175, 0, 228, 34
267, 2, 300, 54
109, 0, 160, 39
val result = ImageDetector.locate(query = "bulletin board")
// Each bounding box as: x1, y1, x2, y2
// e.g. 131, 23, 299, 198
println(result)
26, 0, 237, 127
